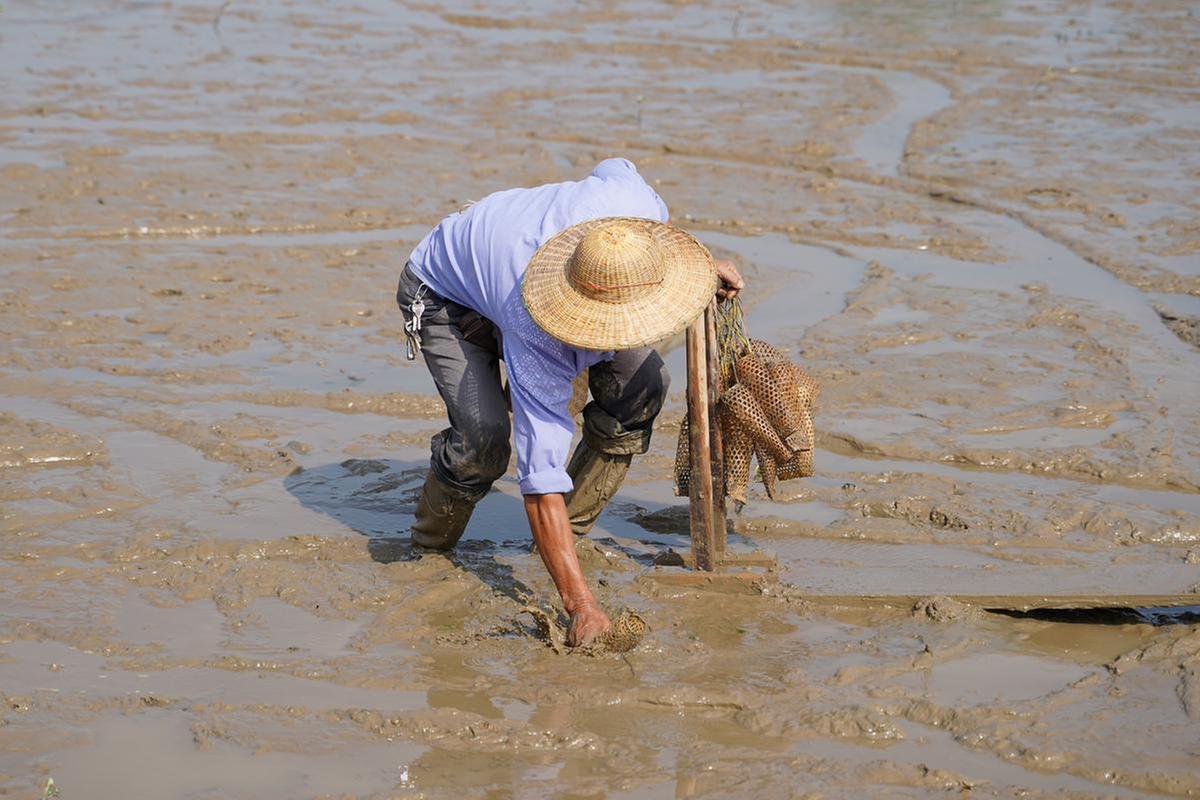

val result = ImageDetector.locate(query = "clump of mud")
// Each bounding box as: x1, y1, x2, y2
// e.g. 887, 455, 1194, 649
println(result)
913, 596, 983, 624
1155, 304, 1200, 349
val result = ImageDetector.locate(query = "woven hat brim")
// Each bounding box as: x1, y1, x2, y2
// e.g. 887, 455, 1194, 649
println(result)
522, 217, 717, 351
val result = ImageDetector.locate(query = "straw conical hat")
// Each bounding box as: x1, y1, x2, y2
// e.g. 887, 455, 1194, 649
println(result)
522, 217, 717, 351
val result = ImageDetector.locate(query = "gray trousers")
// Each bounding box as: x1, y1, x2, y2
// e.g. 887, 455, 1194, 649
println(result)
397, 263, 670, 498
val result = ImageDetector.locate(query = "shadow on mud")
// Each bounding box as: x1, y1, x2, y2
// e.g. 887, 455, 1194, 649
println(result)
283, 458, 537, 605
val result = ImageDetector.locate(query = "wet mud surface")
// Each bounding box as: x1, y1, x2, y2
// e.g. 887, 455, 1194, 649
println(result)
3, 1, 1200, 798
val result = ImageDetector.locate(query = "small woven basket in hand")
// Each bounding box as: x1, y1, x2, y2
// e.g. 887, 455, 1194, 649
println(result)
673, 299, 820, 506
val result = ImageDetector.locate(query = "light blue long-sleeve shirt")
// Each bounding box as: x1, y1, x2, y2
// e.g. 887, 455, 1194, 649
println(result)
407, 158, 670, 495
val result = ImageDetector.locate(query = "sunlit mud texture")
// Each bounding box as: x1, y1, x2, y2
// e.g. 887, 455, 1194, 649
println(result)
3, 1, 1200, 798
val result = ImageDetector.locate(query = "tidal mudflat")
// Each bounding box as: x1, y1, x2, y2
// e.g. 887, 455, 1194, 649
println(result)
2, 2, 1199, 797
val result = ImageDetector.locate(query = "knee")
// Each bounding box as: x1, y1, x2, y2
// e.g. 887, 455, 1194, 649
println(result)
581, 357, 671, 456
641, 357, 671, 421
613, 352, 670, 427
461, 417, 512, 484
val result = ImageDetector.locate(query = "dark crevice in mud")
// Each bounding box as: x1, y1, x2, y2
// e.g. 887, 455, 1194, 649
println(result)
988, 605, 1200, 626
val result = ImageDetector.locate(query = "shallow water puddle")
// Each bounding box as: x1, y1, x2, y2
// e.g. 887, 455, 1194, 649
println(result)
770, 537, 1197, 598
842, 69, 954, 176
0, 640, 426, 711
112, 593, 228, 661
822, 449, 1200, 517
82, 423, 364, 542
959, 411, 1142, 450
223, 597, 367, 658
927, 651, 1095, 706
39, 712, 424, 800
855, 213, 1200, 413
698, 231, 865, 342
794, 718, 1148, 798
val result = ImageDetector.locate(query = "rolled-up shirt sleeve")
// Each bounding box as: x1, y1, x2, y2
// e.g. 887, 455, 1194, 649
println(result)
503, 331, 578, 495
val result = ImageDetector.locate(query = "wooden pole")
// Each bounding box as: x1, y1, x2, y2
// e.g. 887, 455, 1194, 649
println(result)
686, 315, 716, 571
704, 301, 727, 556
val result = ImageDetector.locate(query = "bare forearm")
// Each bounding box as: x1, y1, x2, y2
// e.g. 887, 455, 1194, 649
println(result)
523, 493, 595, 613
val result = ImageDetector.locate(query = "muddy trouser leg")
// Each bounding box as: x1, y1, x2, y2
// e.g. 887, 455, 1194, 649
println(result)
564, 346, 670, 536
397, 264, 510, 550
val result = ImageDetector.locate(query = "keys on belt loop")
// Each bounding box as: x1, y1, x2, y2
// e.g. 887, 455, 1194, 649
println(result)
404, 283, 429, 361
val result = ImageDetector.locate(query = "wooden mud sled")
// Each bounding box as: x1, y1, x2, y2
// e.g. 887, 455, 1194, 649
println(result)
650, 302, 1198, 616
650, 300, 779, 592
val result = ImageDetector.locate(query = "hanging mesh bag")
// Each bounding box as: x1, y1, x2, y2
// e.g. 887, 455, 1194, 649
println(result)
672, 413, 693, 497
719, 404, 754, 506
672, 298, 820, 505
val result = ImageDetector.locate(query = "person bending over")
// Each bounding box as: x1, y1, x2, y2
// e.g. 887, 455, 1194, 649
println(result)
397, 158, 743, 647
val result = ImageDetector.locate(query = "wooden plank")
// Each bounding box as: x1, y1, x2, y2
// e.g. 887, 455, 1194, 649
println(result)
703, 300, 728, 556
648, 570, 772, 595
712, 551, 777, 569
686, 316, 716, 571
640, 570, 1196, 608
655, 549, 778, 570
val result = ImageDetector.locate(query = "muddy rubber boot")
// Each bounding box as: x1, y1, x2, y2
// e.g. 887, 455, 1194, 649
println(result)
564, 441, 631, 536
411, 472, 482, 551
